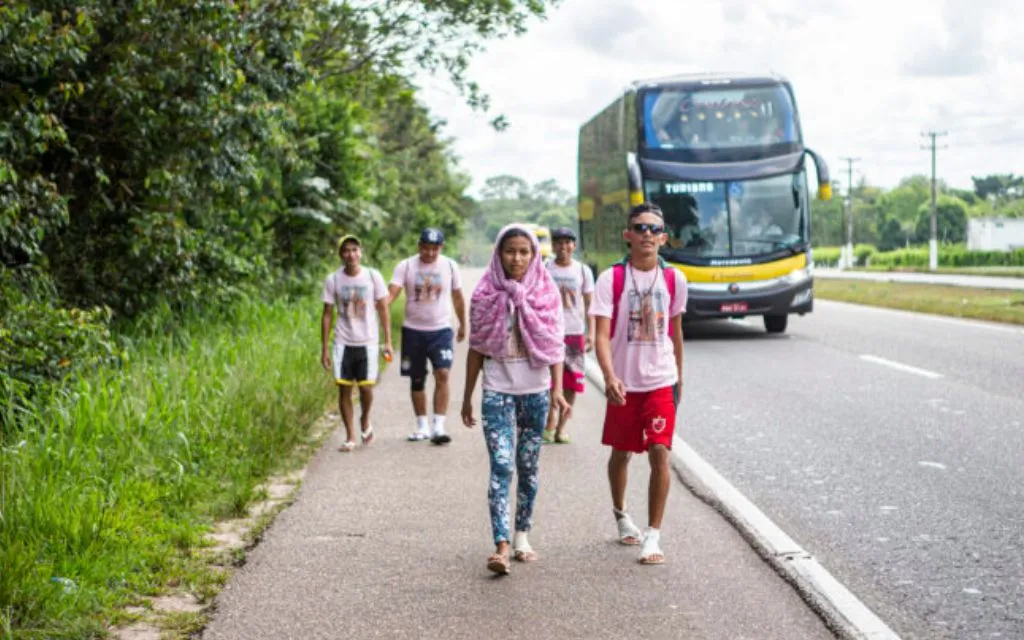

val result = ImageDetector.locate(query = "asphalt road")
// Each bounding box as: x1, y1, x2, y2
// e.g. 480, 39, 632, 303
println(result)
815, 268, 1024, 291
679, 299, 1024, 639
202, 268, 834, 640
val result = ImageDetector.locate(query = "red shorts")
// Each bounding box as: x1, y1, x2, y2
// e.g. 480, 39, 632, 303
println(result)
602, 386, 676, 453
551, 335, 586, 394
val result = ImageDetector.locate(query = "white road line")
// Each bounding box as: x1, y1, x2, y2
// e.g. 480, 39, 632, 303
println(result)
583, 356, 902, 640
859, 355, 944, 380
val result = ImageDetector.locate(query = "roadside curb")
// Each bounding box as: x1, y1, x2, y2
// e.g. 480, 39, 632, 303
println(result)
583, 356, 902, 640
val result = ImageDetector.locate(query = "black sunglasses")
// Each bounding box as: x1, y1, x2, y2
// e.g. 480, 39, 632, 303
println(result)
630, 222, 665, 235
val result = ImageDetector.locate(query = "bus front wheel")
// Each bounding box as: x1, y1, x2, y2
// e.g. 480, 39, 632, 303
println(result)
764, 314, 788, 334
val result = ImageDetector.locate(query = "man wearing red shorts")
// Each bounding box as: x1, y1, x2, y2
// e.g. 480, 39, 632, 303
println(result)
590, 202, 687, 565
543, 226, 595, 444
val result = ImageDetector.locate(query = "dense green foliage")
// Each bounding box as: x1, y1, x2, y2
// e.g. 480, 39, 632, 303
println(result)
459, 174, 576, 264
811, 173, 1024, 250
1, 0, 558, 432
2, 297, 331, 638
813, 245, 1024, 268
0, 1, 559, 635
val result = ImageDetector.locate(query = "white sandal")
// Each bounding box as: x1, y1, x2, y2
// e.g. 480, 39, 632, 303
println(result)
338, 441, 356, 452
361, 424, 374, 445
512, 531, 537, 562
638, 528, 665, 565
614, 508, 642, 546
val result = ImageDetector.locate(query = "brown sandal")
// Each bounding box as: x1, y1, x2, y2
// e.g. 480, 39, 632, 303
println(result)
487, 551, 511, 575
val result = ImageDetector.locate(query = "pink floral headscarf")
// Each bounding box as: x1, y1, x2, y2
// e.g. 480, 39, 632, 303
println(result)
469, 224, 565, 368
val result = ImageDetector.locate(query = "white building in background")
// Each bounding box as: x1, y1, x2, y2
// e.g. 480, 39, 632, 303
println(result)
967, 218, 1024, 251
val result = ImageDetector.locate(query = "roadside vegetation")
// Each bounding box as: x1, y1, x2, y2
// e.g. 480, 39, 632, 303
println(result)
0, 1, 558, 636
814, 280, 1024, 325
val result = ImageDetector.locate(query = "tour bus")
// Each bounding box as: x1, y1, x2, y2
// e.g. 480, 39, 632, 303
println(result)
577, 72, 832, 333
522, 223, 553, 260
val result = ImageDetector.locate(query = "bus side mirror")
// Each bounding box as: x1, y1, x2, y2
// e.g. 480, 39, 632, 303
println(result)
805, 149, 832, 201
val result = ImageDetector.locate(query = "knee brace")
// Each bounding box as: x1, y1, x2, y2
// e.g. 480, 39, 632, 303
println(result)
410, 376, 427, 392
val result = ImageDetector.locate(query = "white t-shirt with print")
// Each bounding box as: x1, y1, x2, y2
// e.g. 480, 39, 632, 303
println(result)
390, 256, 462, 332
321, 267, 388, 347
546, 259, 595, 337
589, 264, 687, 393
482, 301, 551, 395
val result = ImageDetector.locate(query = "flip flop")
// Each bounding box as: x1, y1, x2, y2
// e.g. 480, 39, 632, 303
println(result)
338, 441, 356, 453
361, 425, 374, 445
541, 429, 555, 444
554, 433, 571, 444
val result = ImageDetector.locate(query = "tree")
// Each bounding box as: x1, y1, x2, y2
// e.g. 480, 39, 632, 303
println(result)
971, 173, 1023, 201
481, 174, 530, 200
914, 195, 968, 244
531, 179, 572, 206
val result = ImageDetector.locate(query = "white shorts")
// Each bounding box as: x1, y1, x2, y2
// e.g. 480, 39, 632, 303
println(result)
332, 343, 379, 386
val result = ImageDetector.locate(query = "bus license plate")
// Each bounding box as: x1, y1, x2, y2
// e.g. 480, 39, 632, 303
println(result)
721, 302, 748, 313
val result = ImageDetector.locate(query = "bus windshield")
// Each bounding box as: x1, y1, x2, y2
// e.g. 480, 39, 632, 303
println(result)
643, 84, 799, 151
645, 173, 809, 260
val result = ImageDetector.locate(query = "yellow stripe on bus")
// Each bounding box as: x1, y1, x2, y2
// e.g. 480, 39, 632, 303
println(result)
669, 252, 807, 282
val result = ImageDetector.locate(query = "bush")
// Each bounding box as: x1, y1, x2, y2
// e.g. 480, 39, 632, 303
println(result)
869, 245, 1024, 268
0, 269, 116, 439
812, 246, 841, 267
854, 243, 877, 266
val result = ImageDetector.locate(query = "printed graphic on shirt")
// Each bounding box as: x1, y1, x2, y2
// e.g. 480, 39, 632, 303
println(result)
412, 271, 444, 302
627, 289, 666, 344
338, 285, 368, 320
552, 275, 579, 310
505, 313, 528, 360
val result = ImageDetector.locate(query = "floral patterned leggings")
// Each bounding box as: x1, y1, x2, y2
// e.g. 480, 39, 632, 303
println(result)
481, 390, 550, 545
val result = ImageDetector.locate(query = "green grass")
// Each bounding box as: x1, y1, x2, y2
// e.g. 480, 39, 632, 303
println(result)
815, 280, 1024, 325
856, 266, 1024, 278
0, 295, 332, 638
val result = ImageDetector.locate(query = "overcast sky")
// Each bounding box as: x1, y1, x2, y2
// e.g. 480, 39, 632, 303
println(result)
417, 0, 1024, 197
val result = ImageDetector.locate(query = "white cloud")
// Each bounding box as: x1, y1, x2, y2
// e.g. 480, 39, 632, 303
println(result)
418, 0, 1024, 196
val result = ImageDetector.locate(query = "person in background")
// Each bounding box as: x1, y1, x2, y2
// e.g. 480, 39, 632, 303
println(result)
461, 224, 570, 575
320, 235, 393, 452
542, 226, 595, 444
589, 203, 687, 565
388, 228, 466, 445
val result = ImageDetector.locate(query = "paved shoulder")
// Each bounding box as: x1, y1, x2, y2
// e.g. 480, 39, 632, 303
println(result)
203, 341, 834, 640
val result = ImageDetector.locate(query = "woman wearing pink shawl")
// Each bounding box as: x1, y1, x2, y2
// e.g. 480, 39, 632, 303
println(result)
462, 224, 570, 575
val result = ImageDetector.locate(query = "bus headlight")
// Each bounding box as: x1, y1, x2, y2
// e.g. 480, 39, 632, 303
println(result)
783, 268, 811, 285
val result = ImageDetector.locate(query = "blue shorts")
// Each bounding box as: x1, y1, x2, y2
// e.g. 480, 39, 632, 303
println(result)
400, 327, 454, 378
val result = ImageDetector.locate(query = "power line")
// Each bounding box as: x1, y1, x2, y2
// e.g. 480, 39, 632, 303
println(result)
921, 131, 948, 271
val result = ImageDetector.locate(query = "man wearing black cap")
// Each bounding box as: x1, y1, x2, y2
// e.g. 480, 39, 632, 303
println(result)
387, 228, 467, 444
542, 226, 595, 445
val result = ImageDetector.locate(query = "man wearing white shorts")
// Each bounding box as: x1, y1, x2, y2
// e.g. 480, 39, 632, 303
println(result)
320, 235, 393, 452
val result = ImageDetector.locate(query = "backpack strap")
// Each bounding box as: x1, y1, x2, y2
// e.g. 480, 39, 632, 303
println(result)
663, 266, 676, 338
609, 263, 626, 339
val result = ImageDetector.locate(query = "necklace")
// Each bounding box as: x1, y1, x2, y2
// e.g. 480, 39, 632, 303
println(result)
628, 262, 658, 301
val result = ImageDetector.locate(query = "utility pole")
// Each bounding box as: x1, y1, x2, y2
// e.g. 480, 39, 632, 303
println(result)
839, 156, 860, 269
921, 131, 948, 271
